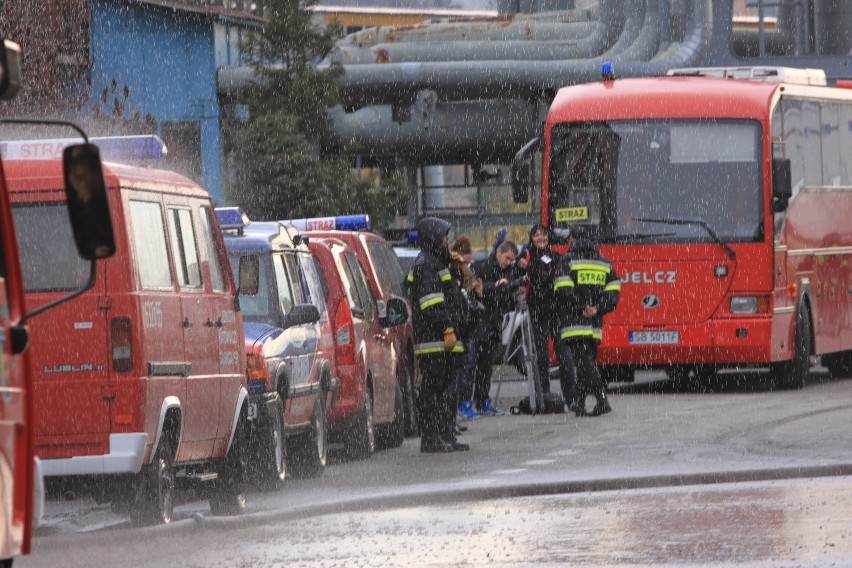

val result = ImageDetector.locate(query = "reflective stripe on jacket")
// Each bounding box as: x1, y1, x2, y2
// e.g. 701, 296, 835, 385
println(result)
552, 248, 620, 344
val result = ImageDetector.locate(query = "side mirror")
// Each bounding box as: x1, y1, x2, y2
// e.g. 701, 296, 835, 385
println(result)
511, 137, 541, 204
771, 158, 792, 213
282, 303, 320, 328
379, 296, 409, 328
0, 39, 21, 101
63, 144, 115, 260
238, 255, 259, 295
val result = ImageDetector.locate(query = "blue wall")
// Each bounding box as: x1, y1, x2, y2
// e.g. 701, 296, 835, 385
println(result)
89, 0, 224, 202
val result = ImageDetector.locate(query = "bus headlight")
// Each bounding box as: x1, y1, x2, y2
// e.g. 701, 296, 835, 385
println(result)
730, 296, 770, 314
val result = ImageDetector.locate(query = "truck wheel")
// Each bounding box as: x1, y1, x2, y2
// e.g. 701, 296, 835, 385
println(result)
210, 404, 248, 516
131, 430, 175, 525
773, 305, 812, 390
346, 384, 374, 460
289, 396, 327, 478
257, 398, 287, 488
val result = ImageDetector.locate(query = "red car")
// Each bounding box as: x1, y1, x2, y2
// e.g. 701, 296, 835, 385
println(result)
308, 238, 409, 458
307, 230, 418, 435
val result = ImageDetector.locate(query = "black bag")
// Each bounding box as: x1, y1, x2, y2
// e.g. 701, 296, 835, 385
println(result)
510, 392, 565, 415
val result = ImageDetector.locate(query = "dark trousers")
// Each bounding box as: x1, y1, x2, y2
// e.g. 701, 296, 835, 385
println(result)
417, 352, 457, 442
567, 339, 605, 398
530, 311, 555, 394
472, 331, 501, 408
555, 340, 579, 404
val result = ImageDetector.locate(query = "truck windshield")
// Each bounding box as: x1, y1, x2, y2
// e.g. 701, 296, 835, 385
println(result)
547, 119, 763, 245
12, 203, 90, 292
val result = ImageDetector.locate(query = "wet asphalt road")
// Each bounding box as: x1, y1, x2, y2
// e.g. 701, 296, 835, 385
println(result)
20, 367, 852, 567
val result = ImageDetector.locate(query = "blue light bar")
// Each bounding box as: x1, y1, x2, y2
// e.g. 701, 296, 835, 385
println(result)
601, 61, 615, 81
282, 214, 370, 232
0, 135, 168, 161
215, 207, 248, 231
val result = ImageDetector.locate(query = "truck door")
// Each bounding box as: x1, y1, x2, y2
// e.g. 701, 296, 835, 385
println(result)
197, 205, 241, 449
165, 203, 219, 459
12, 201, 112, 456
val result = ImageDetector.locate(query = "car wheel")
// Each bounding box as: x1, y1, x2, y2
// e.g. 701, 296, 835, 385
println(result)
210, 404, 248, 516
131, 428, 175, 525
255, 398, 286, 488
405, 359, 420, 437
346, 383, 375, 460
289, 395, 327, 478
378, 380, 406, 449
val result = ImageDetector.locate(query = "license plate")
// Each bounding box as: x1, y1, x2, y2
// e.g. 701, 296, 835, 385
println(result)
629, 330, 680, 344
247, 402, 258, 421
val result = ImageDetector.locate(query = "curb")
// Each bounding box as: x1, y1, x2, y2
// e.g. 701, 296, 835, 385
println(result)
40, 462, 852, 545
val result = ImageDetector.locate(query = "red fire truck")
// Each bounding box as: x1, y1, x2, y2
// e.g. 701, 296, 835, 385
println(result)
0, 39, 117, 564
512, 66, 852, 388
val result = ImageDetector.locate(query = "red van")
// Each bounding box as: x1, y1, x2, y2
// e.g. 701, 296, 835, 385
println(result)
8, 154, 248, 524
307, 230, 417, 435
308, 238, 408, 458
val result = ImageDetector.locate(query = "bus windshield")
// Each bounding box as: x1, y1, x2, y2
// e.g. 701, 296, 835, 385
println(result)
547, 119, 763, 245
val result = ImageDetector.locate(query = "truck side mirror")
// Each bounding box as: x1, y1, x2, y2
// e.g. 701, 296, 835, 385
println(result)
511, 137, 541, 204
63, 144, 115, 260
771, 158, 792, 213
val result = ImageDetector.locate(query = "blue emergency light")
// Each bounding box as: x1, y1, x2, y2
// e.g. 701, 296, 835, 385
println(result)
281, 214, 370, 232
215, 207, 249, 232
0, 134, 168, 161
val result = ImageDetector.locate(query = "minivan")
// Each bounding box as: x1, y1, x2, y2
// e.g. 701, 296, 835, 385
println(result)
309, 237, 408, 458
8, 153, 249, 524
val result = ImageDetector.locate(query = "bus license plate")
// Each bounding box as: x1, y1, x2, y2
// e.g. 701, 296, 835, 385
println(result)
629, 330, 680, 345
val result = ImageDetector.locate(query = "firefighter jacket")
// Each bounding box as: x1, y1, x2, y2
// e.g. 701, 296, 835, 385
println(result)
552, 239, 621, 344
406, 249, 468, 356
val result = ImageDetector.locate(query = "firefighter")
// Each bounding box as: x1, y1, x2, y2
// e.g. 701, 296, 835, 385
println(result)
406, 217, 470, 452
552, 228, 621, 416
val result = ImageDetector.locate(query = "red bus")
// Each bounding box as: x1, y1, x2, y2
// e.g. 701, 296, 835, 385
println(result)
512, 66, 852, 388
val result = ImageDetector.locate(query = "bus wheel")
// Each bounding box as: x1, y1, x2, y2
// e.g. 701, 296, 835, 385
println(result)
773, 305, 812, 390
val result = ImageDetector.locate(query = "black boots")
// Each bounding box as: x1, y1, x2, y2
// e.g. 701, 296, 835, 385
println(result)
589, 392, 612, 417
420, 437, 454, 453
572, 392, 612, 417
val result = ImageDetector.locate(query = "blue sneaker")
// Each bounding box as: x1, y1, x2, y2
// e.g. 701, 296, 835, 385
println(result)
480, 398, 504, 416
457, 400, 481, 421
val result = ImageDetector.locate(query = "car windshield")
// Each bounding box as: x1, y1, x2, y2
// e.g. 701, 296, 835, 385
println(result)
228, 253, 274, 324
12, 202, 90, 292
547, 119, 763, 244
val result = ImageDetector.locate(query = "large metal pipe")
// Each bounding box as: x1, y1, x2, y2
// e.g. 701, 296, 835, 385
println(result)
326, 0, 712, 164
344, 0, 627, 63
330, 4, 622, 64
327, 94, 543, 164
334, 0, 711, 110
